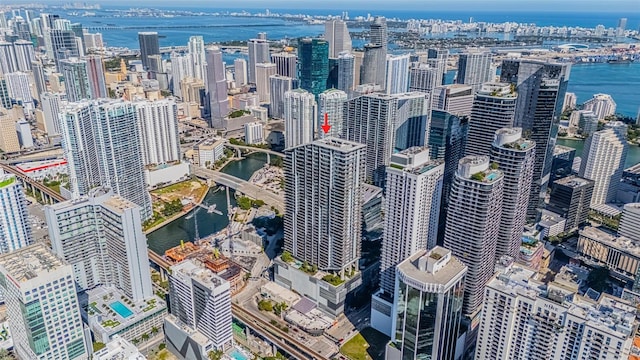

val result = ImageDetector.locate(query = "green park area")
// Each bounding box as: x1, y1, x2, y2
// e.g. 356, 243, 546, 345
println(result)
340, 327, 389, 360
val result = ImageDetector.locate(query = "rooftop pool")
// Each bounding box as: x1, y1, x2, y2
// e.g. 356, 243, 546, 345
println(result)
110, 301, 134, 319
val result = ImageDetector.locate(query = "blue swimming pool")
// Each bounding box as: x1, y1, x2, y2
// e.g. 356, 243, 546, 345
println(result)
229, 349, 249, 360
110, 301, 134, 318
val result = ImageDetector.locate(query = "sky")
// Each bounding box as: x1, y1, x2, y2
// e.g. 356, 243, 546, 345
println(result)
6, 0, 640, 12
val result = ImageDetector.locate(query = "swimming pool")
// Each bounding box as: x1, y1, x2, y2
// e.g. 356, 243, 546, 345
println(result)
110, 301, 134, 318
229, 349, 249, 360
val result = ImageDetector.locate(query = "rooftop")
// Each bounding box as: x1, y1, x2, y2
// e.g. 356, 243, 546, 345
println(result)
195, 137, 226, 150
102, 195, 138, 214
0, 244, 65, 283
314, 137, 366, 152
580, 226, 640, 258
0, 175, 15, 188
397, 247, 467, 290
171, 259, 228, 290
93, 335, 145, 360
554, 145, 576, 156
554, 175, 593, 188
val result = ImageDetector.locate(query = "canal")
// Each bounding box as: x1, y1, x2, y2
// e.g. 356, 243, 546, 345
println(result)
556, 138, 640, 169
146, 152, 271, 254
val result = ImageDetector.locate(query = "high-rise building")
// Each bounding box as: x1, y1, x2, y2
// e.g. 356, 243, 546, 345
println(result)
336, 51, 355, 92
205, 47, 229, 127
138, 32, 159, 70
48, 29, 81, 71
563, 91, 577, 111
60, 57, 91, 102
465, 82, 517, 156
456, 51, 494, 91
0, 110, 20, 153
60, 99, 152, 219
444, 155, 503, 318
409, 62, 438, 94
298, 38, 329, 98
360, 44, 386, 88
187, 35, 206, 81
617, 17, 627, 36
271, 52, 297, 79
491, 128, 536, 260
284, 137, 366, 273
548, 176, 594, 232
244, 121, 264, 145
579, 124, 628, 205
476, 263, 636, 360
500, 59, 571, 221
574, 109, 599, 136
385, 54, 411, 95
370, 17, 388, 48
0, 173, 32, 253
45, 187, 153, 302
386, 248, 466, 360
4, 71, 34, 113
255, 62, 276, 103
12, 40, 34, 72
0, 41, 17, 74
135, 99, 180, 166
318, 88, 347, 139
284, 88, 317, 148
0, 244, 90, 360
31, 60, 47, 98
269, 74, 296, 119
40, 92, 63, 136
344, 93, 397, 186
394, 92, 430, 151
426, 48, 448, 86
551, 145, 576, 182
583, 93, 617, 120
247, 38, 269, 84
84, 55, 108, 99
431, 84, 474, 117
166, 260, 233, 354
170, 52, 193, 99
371, 148, 445, 335
233, 58, 247, 86
15, 120, 33, 149
325, 19, 352, 58
619, 203, 640, 241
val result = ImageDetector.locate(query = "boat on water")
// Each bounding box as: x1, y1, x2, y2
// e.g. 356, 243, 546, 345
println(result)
608, 58, 633, 64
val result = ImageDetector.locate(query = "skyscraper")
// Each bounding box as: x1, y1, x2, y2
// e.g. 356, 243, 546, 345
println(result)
284, 88, 317, 148
0, 41, 16, 74
271, 52, 297, 78
491, 128, 536, 260
269, 74, 296, 119
456, 51, 494, 91
0, 244, 90, 360
619, 203, 640, 241
48, 28, 80, 71
298, 38, 329, 98
255, 62, 276, 103
387, 248, 466, 360
166, 260, 233, 354
40, 92, 63, 135
205, 46, 229, 127
371, 148, 444, 335
325, 19, 352, 58
0, 173, 32, 253
426, 48, 448, 86
60, 57, 91, 102
12, 40, 34, 72
0, 110, 20, 153
135, 99, 180, 166
234, 58, 248, 86
138, 32, 160, 70
465, 82, 517, 156
4, 71, 34, 112
284, 137, 365, 273
431, 84, 474, 117
360, 44, 386, 88
385, 54, 411, 95
31, 60, 47, 98
409, 62, 438, 94
187, 35, 206, 81
336, 51, 355, 92
548, 176, 594, 232
583, 93, 617, 120
170, 52, 193, 99
247, 37, 269, 84
444, 156, 503, 318
45, 187, 153, 302
617, 17, 627, 36
344, 93, 397, 186
84, 55, 108, 99
579, 123, 628, 205
318, 88, 347, 139
500, 59, 571, 221
369, 17, 388, 48
574, 110, 599, 136
476, 263, 636, 360
60, 99, 152, 219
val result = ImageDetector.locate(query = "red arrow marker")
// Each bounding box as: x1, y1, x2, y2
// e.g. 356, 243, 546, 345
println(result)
321, 112, 331, 134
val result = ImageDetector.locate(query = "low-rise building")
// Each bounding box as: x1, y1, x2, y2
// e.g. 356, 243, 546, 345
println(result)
193, 138, 226, 168
92, 335, 145, 360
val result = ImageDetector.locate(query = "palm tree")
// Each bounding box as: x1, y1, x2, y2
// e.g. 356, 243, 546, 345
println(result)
208, 350, 223, 360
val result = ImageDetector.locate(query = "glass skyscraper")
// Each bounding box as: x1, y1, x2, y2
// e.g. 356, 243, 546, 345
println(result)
298, 38, 329, 98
